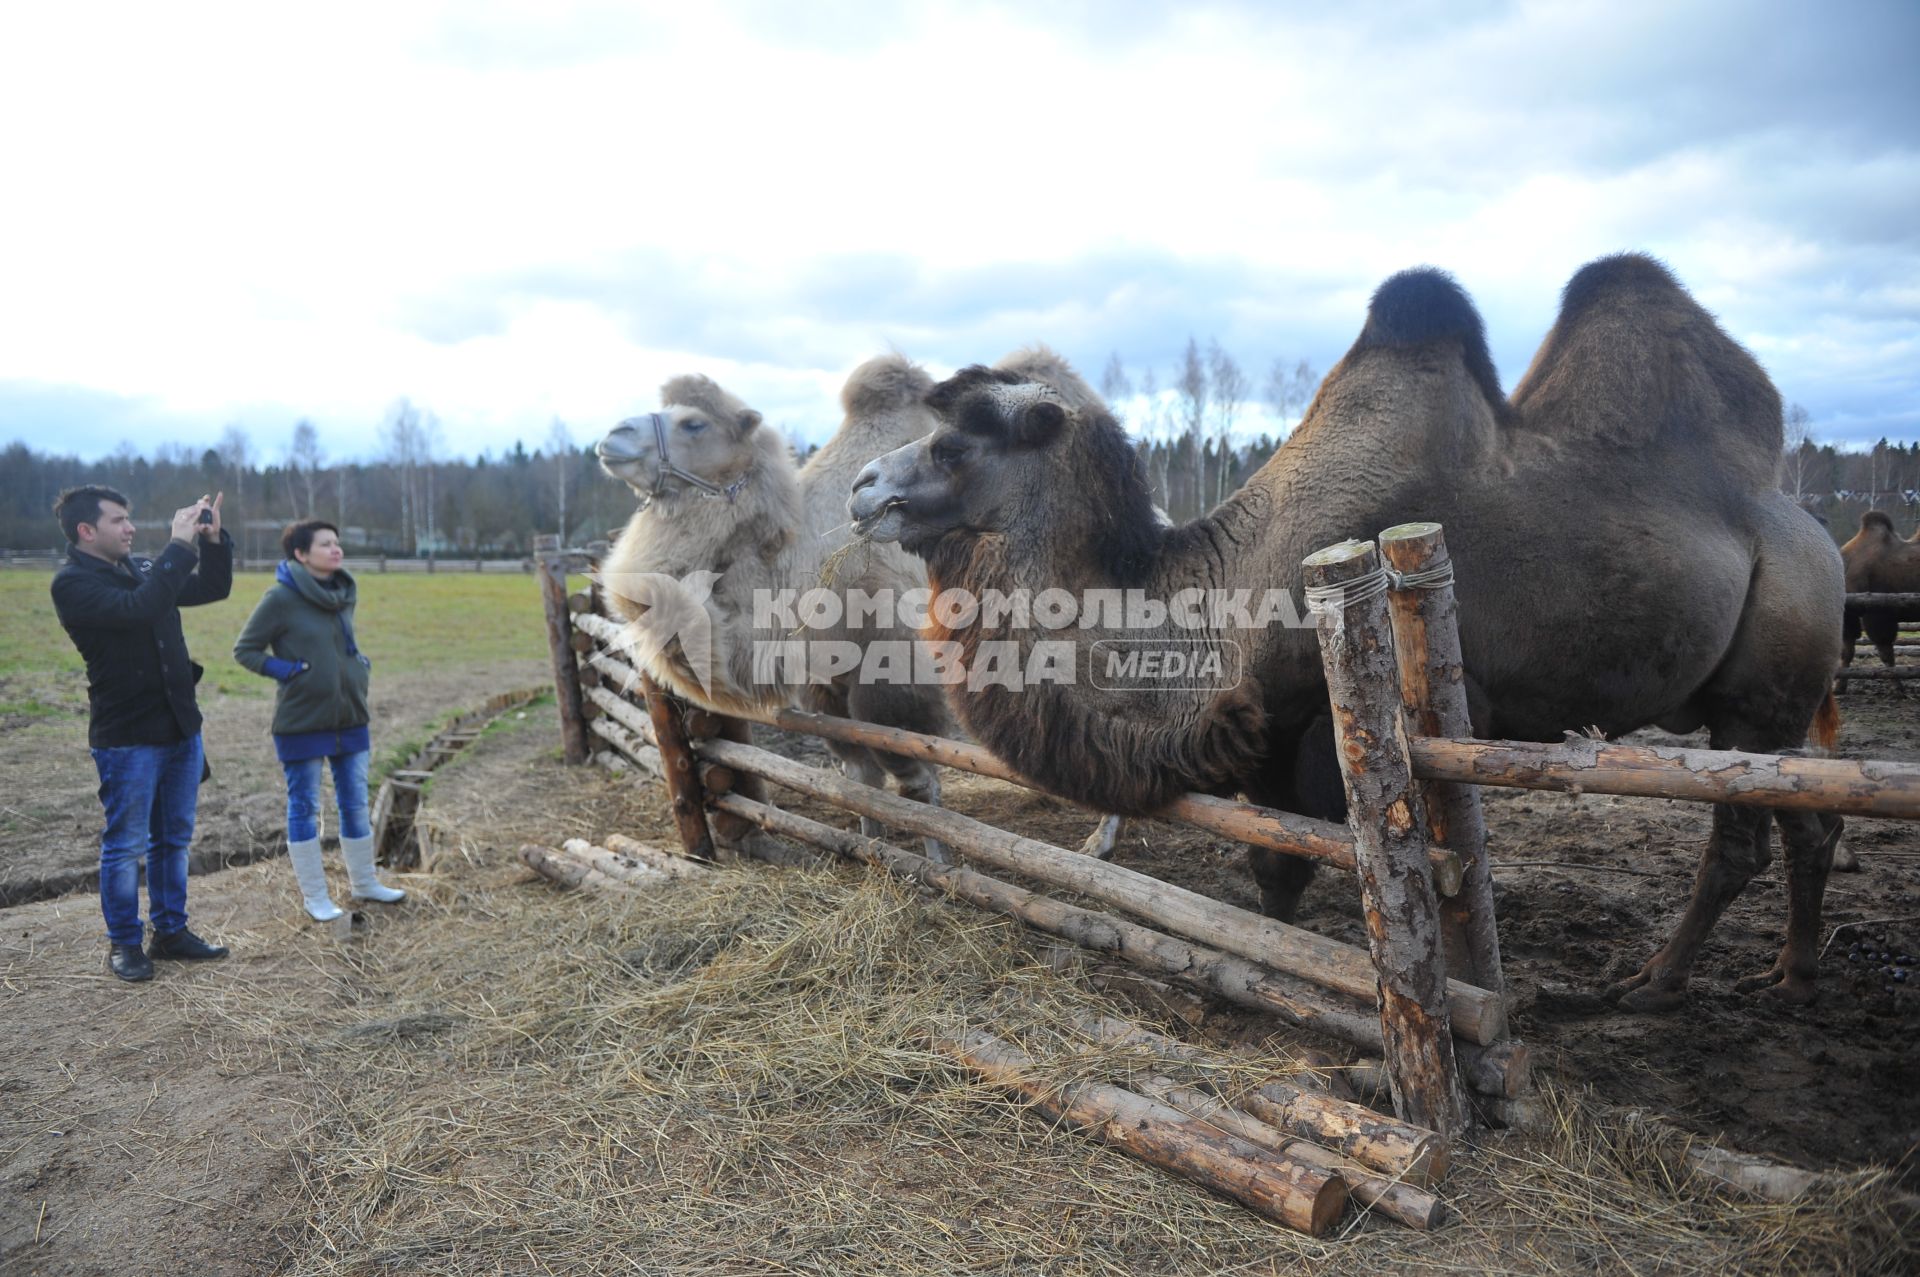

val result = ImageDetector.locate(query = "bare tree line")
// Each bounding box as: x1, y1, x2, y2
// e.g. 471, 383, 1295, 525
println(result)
1100, 342, 1320, 523
0, 406, 629, 558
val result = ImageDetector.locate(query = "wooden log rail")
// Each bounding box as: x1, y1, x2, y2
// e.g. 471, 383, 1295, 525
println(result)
566, 608, 1464, 892
1845, 592, 1920, 622
1408, 735, 1920, 820
760, 708, 1464, 892
697, 734, 1507, 1046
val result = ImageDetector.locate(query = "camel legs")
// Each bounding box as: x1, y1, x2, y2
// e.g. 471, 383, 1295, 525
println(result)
822, 740, 953, 865
706, 718, 797, 862
844, 682, 953, 864
1241, 717, 1343, 923
710, 718, 783, 856
1734, 809, 1845, 1003
826, 740, 890, 840
869, 750, 954, 865
1606, 802, 1773, 1012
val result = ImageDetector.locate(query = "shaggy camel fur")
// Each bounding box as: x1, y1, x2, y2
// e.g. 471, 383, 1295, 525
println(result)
597, 348, 1123, 862
1840, 511, 1920, 667
851, 254, 1847, 1012
598, 356, 951, 858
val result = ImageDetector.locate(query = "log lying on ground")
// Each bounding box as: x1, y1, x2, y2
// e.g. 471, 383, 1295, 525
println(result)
603, 832, 710, 878
1133, 1075, 1446, 1231
933, 1025, 1349, 1235
1409, 735, 1920, 819
1072, 1011, 1446, 1185
520, 842, 671, 893
699, 737, 1506, 1045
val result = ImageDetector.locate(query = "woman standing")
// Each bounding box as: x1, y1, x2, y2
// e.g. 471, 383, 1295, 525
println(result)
234, 520, 405, 920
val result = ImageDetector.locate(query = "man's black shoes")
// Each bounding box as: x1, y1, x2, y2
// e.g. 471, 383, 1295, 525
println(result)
148, 928, 230, 962
107, 943, 154, 982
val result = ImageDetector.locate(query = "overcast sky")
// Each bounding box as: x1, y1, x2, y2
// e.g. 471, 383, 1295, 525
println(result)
2, 0, 1915, 465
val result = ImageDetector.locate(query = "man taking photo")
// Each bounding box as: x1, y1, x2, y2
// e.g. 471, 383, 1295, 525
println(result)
50, 485, 235, 982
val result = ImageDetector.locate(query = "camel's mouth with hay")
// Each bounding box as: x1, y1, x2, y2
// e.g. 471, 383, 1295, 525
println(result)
849, 496, 906, 540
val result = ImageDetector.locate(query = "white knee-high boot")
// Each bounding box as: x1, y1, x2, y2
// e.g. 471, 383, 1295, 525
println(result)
342, 833, 405, 903
287, 837, 343, 922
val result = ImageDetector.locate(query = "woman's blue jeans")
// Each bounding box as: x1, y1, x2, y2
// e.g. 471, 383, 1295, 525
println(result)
90, 733, 203, 946
282, 750, 371, 844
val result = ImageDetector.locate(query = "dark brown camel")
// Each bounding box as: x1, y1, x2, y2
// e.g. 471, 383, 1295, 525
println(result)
849, 253, 1846, 1012
1840, 510, 1920, 667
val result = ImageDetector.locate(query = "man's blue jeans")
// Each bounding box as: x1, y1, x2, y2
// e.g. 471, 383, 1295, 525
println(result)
282, 750, 371, 843
90, 733, 203, 946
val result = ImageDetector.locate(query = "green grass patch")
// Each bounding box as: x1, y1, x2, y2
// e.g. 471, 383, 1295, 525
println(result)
0, 697, 68, 720
0, 569, 565, 707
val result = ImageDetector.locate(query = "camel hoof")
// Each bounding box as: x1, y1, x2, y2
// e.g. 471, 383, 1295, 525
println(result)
1759, 980, 1818, 1006
1829, 840, 1860, 872
1735, 967, 1817, 1004
1612, 982, 1689, 1013
1078, 815, 1123, 860
922, 837, 955, 866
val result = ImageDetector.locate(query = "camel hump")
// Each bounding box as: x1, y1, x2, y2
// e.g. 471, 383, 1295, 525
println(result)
1357, 267, 1505, 410
841, 354, 934, 419
661, 374, 761, 430
1860, 510, 1897, 536
1558, 251, 1686, 318
995, 344, 1104, 410
1512, 253, 1782, 489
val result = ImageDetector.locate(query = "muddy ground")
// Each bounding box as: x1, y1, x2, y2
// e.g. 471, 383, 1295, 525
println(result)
1, 675, 1915, 1275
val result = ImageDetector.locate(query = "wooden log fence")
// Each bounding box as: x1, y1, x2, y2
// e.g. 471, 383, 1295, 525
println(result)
537, 522, 1920, 1223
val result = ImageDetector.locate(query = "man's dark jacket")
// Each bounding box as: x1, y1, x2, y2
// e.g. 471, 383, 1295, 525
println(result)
51, 532, 234, 748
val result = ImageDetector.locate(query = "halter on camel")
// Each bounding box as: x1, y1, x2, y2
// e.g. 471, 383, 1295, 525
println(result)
623, 411, 753, 511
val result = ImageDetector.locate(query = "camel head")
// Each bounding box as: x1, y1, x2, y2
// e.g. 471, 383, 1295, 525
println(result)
598, 374, 766, 506
850, 365, 1161, 578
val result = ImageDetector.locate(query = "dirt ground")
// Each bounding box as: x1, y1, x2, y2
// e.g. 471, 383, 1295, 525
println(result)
913, 687, 1920, 1181
1, 675, 1915, 1274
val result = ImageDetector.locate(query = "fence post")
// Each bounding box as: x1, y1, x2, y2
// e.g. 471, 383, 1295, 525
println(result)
1379, 523, 1505, 998
534, 533, 590, 765
1304, 539, 1467, 1138
641, 674, 714, 860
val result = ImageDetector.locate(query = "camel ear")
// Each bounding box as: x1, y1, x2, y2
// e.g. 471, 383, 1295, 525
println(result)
1016, 399, 1067, 446
737, 409, 763, 434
